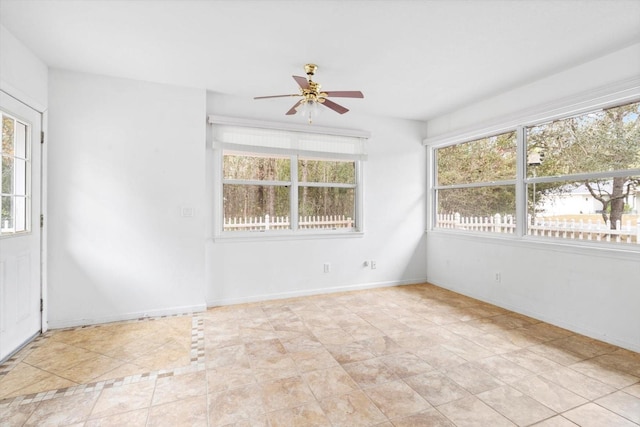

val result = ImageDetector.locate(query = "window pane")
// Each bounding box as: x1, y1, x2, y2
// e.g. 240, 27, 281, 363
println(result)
223, 153, 290, 181
528, 177, 639, 244
436, 186, 516, 233
299, 187, 355, 229
527, 102, 640, 178
1, 195, 13, 233
14, 196, 27, 232
2, 155, 13, 194
298, 159, 355, 184
223, 184, 290, 231
437, 131, 517, 186
2, 115, 14, 154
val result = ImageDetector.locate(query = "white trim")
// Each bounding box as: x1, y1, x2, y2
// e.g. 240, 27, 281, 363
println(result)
426, 228, 640, 260
423, 76, 640, 147
207, 279, 425, 307
47, 303, 207, 330
209, 115, 371, 139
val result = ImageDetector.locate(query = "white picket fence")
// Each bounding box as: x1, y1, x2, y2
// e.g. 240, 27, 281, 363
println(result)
437, 213, 640, 244
224, 214, 354, 231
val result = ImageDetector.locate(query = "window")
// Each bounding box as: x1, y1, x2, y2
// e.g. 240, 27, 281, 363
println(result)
435, 131, 517, 233
1, 111, 31, 235
525, 102, 640, 244
432, 100, 640, 247
212, 119, 366, 235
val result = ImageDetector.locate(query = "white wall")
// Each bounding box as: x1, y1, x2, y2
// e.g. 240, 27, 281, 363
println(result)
205, 92, 428, 305
425, 43, 640, 352
427, 42, 640, 138
0, 24, 48, 112
47, 69, 207, 328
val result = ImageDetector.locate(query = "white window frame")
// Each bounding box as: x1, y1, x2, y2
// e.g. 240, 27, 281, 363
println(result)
425, 78, 640, 253
209, 116, 368, 241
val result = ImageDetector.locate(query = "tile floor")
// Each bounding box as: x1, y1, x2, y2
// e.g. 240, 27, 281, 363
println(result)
1, 283, 639, 426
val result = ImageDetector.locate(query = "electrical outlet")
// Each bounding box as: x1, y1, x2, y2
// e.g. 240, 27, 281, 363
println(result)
495, 272, 501, 283
324, 263, 330, 273
371, 260, 377, 270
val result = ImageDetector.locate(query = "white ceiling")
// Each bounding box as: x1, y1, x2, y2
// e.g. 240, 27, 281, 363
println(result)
2, 0, 640, 121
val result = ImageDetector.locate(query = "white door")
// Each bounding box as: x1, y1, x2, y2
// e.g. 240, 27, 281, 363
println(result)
0, 91, 42, 362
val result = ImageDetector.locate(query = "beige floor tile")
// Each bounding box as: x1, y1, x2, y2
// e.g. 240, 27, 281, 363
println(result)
0, 400, 41, 426
623, 383, 640, 398
595, 390, 640, 424
267, 401, 332, 427
510, 375, 587, 412
250, 354, 298, 382
92, 362, 149, 382
440, 337, 495, 361
471, 355, 534, 384
319, 390, 386, 426
551, 335, 618, 359
390, 407, 455, 426
364, 380, 431, 419
131, 340, 191, 372
563, 402, 638, 427
204, 343, 248, 368
593, 351, 640, 377
326, 341, 377, 364
378, 351, 435, 378
540, 367, 616, 400
208, 383, 264, 426
302, 366, 359, 400
90, 380, 155, 419
530, 415, 579, 426
519, 323, 574, 342
570, 359, 639, 389
501, 349, 563, 374
147, 395, 208, 427
207, 362, 256, 392
152, 371, 207, 406
84, 408, 149, 427
289, 347, 339, 372
343, 358, 400, 389
57, 354, 126, 384
415, 346, 468, 370
260, 376, 315, 412
244, 338, 286, 359
478, 385, 556, 426
24, 391, 100, 426
468, 333, 524, 355
444, 362, 505, 394
356, 335, 403, 357
527, 342, 586, 366
404, 371, 470, 407
440, 395, 516, 426
0, 363, 68, 399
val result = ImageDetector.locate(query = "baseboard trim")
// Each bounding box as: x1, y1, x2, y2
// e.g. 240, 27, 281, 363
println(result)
207, 279, 427, 307
47, 303, 207, 330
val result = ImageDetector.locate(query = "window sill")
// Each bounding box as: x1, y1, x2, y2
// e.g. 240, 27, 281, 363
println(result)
211, 229, 364, 243
426, 228, 640, 261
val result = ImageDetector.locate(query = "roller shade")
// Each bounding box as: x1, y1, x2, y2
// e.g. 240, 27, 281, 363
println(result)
211, 120, 368, 161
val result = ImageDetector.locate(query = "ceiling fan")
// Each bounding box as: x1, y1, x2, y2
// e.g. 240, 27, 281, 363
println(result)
254, 64, 364, 124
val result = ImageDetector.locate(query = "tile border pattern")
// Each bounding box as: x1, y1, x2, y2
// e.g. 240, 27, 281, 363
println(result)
0, 312, 205, 408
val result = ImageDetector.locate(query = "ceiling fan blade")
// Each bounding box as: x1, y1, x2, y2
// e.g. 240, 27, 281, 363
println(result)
254, 94, 299, 99
285, 100, 302, 115
324, 91, 364, 98
322, 99, 349, 114
293, 75, 310, 90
